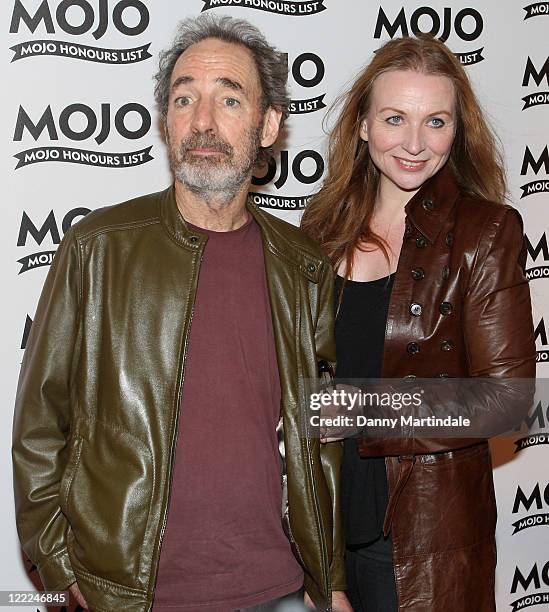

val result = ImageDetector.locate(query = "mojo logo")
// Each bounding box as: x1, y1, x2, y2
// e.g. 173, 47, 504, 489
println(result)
524, 2, 549, 19
514, 399, 549, 452
13, 103, 153, 169
520, 146, 549, 198
512, 483, 549, 534
522, 56, 549, 110
374, 6, 484, 65
9, 0, 151, 65
249, 149, 324, 210
534, 318, 548, 363
525, 233, 549, 280
201, 0, 326, 16
288, 52, 326, 115
17, 208, 90, 274
510, 562, 549, 611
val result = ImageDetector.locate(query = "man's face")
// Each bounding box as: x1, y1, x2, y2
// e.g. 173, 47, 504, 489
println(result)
166, 38, 280, 202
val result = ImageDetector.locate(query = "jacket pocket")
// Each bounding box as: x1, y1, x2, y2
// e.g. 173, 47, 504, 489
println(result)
394, 443, 496, 557
63, 422, 153, 590
60, 435, 83, 514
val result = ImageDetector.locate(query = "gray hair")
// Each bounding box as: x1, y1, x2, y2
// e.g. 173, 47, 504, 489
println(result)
154, 14, 290, 144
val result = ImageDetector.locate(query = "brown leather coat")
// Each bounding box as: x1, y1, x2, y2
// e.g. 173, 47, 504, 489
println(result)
358, 166, 536, 611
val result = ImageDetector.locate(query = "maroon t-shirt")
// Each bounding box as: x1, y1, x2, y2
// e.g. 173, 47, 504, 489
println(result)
154, 215, 303, 611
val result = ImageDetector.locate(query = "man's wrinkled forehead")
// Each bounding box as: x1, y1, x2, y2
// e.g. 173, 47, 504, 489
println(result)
169, 38, 263, 100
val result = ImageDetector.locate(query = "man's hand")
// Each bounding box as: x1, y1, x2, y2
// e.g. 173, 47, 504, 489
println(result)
304, 590, 352, 611
69, 582, 89, 610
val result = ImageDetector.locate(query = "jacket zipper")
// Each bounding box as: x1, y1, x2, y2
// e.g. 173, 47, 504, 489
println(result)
148, 246, 205, 610
295, 282, 331, 607
302, 432, 331, 608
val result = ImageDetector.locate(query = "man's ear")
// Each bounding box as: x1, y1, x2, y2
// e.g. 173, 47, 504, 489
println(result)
260, 106, 283, 148
359, 119, 368, 142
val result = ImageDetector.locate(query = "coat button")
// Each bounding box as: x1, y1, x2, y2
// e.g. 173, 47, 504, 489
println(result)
189, 236, 198, 244
416, 235, 427, 248
407, 342, 420, 355
438, 373, 450, 378
307, 263, 317, 273
410, 303, 423, 316
403, 374, 417, 380
411, 267, 425, 280
442, 265, 450, 280
445, 232, 454, 247
439, 301, 453, 315
422, 198, 436, 211
405, 223, 413, 238
441, 340, 454, 351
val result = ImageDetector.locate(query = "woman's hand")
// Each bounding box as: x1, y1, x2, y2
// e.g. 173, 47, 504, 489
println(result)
304, 590, 353, 611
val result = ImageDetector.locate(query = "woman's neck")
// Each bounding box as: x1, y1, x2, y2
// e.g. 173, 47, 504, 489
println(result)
374, 178, 419, 220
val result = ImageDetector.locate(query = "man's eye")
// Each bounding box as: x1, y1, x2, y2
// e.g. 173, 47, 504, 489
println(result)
224, 97, 240, 107
386, 115, 403, 125
175, 97, 191, 107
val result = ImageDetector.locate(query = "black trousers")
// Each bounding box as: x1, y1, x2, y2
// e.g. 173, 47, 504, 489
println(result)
346, 547, 398, 612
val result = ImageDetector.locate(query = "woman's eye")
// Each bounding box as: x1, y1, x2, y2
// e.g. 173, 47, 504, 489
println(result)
175, 96, 191, 107
429, 117, 445, 128
224, 97, 240, 107
386, 115, 403, 125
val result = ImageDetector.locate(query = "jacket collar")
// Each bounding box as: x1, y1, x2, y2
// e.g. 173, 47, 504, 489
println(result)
159, 184, 323, 283
405, 164, 460, 244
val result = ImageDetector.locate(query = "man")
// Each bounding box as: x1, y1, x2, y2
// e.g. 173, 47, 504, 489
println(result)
12, 15, 350, 612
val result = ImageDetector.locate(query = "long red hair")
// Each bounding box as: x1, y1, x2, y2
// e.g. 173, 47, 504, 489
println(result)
300, 35, 506, 275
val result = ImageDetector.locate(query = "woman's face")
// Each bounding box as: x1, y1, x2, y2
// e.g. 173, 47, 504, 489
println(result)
360, 69, 456, 199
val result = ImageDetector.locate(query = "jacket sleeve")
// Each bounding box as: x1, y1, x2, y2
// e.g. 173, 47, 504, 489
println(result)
463, 207, 536, 379
359, 207, 536, 457
12, 228, 81, 591
315, 262, 346, 592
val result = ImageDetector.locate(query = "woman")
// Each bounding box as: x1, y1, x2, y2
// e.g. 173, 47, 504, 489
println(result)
301, 36, 535, 612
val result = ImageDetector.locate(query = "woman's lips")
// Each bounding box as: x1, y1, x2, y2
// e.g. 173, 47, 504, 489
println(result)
394, 157, 428, 171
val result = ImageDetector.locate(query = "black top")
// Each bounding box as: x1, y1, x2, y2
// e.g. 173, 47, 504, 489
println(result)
335, 274, 394, 553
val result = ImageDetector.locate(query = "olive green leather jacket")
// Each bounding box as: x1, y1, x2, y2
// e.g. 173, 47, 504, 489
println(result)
12, 186, 345, 612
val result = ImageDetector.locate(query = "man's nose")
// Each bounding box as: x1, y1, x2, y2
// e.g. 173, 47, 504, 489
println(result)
402, 125, 426, 156
190, 98, 217, 133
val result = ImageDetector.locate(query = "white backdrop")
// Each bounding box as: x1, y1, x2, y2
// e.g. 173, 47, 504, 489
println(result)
3, 1, 549, 610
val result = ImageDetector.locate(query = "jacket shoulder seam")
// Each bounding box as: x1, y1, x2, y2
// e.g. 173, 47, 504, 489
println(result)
252, 205, 327, 262
266, 238, 329, 280
76, 218, 160, 243
270, 231, 327, 263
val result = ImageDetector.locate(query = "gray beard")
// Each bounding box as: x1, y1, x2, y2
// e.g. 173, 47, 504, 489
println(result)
174, 157, 252, 206
171, 128, 261, 206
